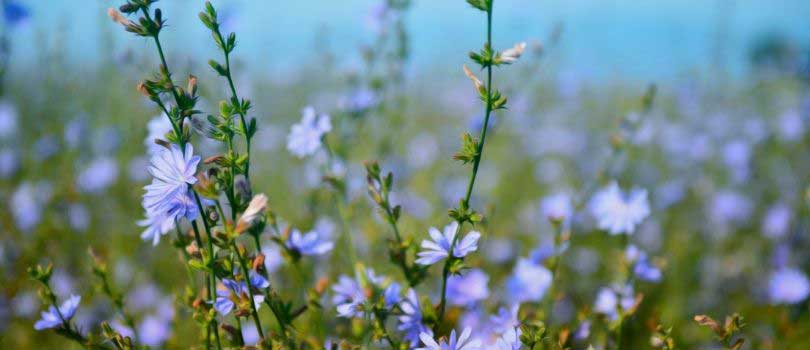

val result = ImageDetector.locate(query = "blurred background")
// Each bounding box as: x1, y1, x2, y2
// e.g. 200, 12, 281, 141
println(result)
2, 0, 810, 349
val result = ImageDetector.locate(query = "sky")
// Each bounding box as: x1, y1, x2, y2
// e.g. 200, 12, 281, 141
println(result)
5, 0, 810, 83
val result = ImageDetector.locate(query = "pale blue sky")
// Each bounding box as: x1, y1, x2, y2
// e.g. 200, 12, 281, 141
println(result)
6, 0, 810, 82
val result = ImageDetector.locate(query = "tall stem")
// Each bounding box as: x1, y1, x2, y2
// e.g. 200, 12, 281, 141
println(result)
438, 1, 495, 325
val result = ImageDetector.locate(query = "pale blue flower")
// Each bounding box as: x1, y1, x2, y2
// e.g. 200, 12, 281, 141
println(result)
286, 229, 334, 256
417, 327, 481, 350
590, 181, 650, 235
139, 143, 201, 245
495, 327, 522, 350
506, 258, 552, 303
416, 222, 480, 265
145, 115, 175, 155
286, 106, 331, 158
143, 143, 200, 211
447, 269, 489, 306
34, 295, 80, 330
398, 289, 431, 346
332, 275, 366, 318
768, 268, 810, 305
139, 189, 199, 246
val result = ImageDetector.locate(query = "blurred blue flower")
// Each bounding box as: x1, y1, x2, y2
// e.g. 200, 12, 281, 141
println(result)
762, 203, 792, 239
138, 314, 171, 347
342, 88, 378, 114
490, 304, 519, 334
505, 258, 552, 303
417, 327, 481, 350
398, 288, 431, 346
287, 106, 331, 158
416, 221, 480, 266
540, 192, 573, 224
77, 157, 119, 194
0, 148, 19, 179
447, 269, 489, 306
10, 182, 47, 232
768, 268, 810, 305
286, 229, 334, 256
2, 1, 30, 26
68, 203, 90, 233
593, 285, 634, 321
776, 109, 804, 142
34, 295, 80, 330
494, 327, 522, 350
33, 135, 59, 161
590, 181, 650, 235
626, 245, 662, 282
0, 101, 16, 139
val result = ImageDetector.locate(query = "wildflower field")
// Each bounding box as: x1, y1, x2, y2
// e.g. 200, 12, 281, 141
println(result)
2, 1, 810, 349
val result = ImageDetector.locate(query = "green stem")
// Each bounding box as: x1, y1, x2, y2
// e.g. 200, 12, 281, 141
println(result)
213, 27, 252, 181
438, 1, 495, 326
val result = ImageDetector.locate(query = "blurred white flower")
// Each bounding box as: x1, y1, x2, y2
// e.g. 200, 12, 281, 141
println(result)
287, 106, 331, 158
590, 182, 650, 235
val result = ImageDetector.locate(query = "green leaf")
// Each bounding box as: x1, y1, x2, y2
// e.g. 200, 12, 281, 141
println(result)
465, 0, 489, 12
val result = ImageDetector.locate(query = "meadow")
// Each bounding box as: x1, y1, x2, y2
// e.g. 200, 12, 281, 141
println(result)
1, 0, 809, 349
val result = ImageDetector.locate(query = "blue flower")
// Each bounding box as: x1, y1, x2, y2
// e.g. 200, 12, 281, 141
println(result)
286, 106, 331, 158
447, 269, 490, 306
139, 144, 201, 245
398, 289, 431, 346
505, 258, 552, 303
383, 282, 401, 308
417, 327, 481, 350
590, 181, 650, 235
286, 229, 334, 256
768, 267, 810, 305
34, 295, 80, 330
332, 275, 366, 318
416, 222, 480, 266
214, 272, 269, 316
